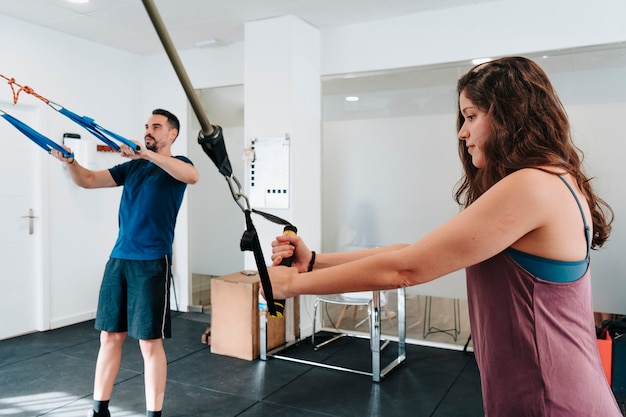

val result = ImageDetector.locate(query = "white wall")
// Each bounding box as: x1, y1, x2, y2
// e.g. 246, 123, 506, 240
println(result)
320, 0, 626, 76
3, 0, 626, 333
243, 16, 321, 338
146, 0, 626, 315
557, 65, 626, 314
322, 64, 626, 314
243, 16, 322, 267
142, 44, 246, 309
318, 0, 626, 315
0, 14, 142, 329
183, 49, 247, 279
189, 124, 246, 277
323, 113, 466, 298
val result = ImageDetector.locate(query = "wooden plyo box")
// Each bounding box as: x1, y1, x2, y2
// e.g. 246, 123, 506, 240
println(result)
210, 271, 285, 360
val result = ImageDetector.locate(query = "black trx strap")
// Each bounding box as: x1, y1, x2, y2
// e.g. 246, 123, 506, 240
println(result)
241, 210, 295, 317
142, 0, 294, 317
200, 128, 294, 317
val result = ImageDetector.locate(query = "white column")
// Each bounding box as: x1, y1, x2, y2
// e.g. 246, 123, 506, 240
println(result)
244, 16, 321, 338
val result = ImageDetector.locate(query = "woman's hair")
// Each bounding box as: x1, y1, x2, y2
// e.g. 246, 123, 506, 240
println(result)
454, 56, 613, 248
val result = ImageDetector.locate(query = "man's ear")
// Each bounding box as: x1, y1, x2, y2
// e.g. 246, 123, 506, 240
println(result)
169, 128, 179, 143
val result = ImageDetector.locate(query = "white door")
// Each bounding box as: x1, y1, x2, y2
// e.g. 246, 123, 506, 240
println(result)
0, 104, 42, 340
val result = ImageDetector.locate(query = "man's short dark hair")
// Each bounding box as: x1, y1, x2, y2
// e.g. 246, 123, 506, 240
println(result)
152, 108, 180, 138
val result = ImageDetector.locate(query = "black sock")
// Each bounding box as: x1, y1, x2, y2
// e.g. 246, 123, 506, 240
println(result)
146, 411, 162, 417
93, 400, 109, 413
92, 400, 111, 417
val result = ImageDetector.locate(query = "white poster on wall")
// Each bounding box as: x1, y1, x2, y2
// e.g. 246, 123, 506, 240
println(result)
248, 136, 290, 209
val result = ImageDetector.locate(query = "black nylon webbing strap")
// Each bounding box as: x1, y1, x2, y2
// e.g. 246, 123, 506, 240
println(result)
240, 209, 291, 317
197, 125, 293, 317
141, 0, 295, 318
251, 208, 293, 227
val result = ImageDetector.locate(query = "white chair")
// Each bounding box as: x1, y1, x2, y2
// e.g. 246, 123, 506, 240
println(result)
261, 288, 406, 382
422, 296, 461, 341
261, 244, 407, 381
311, 291, 395, 350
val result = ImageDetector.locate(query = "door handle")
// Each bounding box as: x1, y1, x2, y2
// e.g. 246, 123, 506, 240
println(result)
21, 208, 38, 235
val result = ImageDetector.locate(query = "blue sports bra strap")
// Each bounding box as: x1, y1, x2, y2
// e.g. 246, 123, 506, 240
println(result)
557, 175, 591, 256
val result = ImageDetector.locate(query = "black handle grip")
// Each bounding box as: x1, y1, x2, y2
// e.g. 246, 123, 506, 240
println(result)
272, 225, 297, 317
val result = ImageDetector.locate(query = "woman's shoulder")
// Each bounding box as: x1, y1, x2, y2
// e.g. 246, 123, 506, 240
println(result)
497, 167, 564, 193
509, 166, 565, 179
487, 167, 575, 213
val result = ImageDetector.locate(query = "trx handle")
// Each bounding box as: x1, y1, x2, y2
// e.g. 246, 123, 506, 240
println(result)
240, 211, 295, 317
274, 225, 297, 316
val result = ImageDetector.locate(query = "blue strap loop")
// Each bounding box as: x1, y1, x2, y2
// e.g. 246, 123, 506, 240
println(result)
51, 102, 140, 151
1, 73, 137, 157
0, 110, 73, 158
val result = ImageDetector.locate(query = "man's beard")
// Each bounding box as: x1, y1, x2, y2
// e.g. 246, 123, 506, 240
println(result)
145, 136, 157, 152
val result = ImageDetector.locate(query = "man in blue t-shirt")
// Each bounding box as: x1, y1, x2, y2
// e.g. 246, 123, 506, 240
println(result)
52, 109, 199, 417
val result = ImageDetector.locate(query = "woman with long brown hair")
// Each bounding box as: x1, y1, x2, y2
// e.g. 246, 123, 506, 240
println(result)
268, 56, 620, 416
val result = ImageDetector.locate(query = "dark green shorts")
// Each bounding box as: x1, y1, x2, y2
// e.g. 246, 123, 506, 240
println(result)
95, 257, 171, 340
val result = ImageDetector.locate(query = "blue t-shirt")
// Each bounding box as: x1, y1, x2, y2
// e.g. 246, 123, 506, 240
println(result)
108, 156, 192, 260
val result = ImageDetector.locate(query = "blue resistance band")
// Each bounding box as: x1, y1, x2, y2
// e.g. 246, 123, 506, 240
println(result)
1, 111, 73, 158
54, 104, 140, 151
0, 75, 137, 154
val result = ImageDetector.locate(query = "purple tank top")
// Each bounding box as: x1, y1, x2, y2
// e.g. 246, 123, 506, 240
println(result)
466, 255, 621, 416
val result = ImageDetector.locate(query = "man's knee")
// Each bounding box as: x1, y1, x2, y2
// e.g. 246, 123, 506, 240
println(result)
100, 331, 127, 347
139, 338, 164, 357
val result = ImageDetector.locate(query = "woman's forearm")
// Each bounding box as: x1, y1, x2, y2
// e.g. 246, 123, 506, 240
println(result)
312, 244, 408, 271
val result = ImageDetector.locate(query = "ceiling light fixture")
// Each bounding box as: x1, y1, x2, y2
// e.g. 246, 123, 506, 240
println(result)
345, 96, 359, 102
195, 39, 225, 48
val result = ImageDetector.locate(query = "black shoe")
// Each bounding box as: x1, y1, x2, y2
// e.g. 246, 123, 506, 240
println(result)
87, 410, 111, 417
